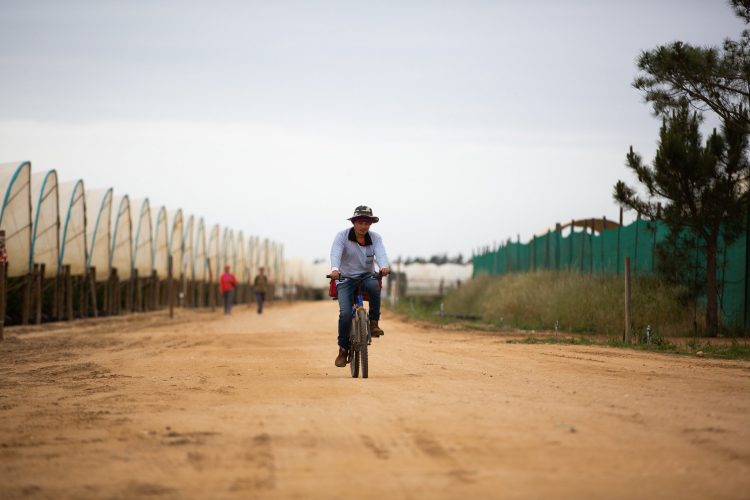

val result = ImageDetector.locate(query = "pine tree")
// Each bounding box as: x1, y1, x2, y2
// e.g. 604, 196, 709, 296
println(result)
615, 106, 749, 335
632, 0, 749, 132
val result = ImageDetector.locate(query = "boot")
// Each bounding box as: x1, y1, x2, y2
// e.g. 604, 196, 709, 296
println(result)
370, 320, 384, 337
334, 347, 349, 367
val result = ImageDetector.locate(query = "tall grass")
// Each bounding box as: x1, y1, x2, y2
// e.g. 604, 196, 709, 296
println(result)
444, 272, 700, 337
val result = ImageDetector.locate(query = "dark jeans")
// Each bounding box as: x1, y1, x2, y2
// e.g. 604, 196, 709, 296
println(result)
336, 274, 381, 350
256, 292, 266, 313
223, 290, 234, 315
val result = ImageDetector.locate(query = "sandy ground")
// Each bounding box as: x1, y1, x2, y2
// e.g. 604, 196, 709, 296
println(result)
0, 301, 749, 500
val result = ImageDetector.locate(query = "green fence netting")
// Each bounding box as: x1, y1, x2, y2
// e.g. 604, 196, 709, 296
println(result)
473, 217, 749, 330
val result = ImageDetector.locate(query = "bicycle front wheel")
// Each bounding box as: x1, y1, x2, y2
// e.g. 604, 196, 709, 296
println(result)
350, 349, 360, 377
356, 308, 369, 378
350, 312, 360, 378
361, 343, 368, 378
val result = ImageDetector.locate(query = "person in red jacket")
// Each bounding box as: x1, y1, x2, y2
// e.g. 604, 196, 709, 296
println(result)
219, 264, 238, 315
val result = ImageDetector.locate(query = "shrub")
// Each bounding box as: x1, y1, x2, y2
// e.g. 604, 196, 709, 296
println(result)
444, 271, 699, 337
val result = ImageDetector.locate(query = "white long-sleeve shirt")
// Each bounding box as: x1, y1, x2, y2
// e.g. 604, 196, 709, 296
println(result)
330, 228, 390, 276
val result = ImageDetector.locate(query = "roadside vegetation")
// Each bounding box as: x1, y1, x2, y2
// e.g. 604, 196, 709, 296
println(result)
387, 271, 750, 360
443, 272, 698, 337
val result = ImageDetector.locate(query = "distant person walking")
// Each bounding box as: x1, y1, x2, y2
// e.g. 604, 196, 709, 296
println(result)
219, 264, 238, 315
254, 267, 269, 314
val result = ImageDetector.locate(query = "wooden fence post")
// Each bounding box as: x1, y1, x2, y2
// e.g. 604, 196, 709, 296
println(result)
0, 261, 6, 340
51, 271, 58, 321
168, 256, 174, 319
601, 216, 607, 273
0, 230, 6, 338
102, 269, 109, 316
580, 221, 586, 273
56, 269, 64, 321
21, 269, 32, 325
151, 270, 158, 310
208, 259, 216, 312
78, 272, 86, 319
624, 256, 632, 343
134, 269, 142, 312
112, 268, 122, 315
617, 207, 623, 275
634, 214, 640, 274
35, 263, 45, 324
89, 267, 98, 317
65, 265, 73, 321
555, 223, 561, 271
109, 271, 114, 315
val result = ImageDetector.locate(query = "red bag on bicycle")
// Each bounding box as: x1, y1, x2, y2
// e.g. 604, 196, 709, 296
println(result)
328, 276, 382, 301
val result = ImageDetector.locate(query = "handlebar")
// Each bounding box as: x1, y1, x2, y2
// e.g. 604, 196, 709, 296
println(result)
326, 270, 388, 279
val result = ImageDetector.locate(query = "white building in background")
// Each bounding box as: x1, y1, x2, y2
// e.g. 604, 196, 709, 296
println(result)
400, 262, 472, 297
283, 258, 473, 298
284, 257, 331, 293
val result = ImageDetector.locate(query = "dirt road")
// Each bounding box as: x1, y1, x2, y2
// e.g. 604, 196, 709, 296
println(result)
1, 301, 749, 499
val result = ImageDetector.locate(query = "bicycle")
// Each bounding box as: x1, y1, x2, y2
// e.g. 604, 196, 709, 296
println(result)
327, 271, 383, 379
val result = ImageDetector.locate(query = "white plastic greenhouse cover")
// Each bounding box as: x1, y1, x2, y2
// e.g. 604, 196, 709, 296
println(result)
260, 239, 270, 275
182, 215, 194, 279
276, 243, 285, 284
250, 236, 256, 280
246, 236, 256, 279
402, 263, 473, 296
270, 242, 280, 282
86, 188, 113, 281
283, 257, 329, 289
252, 237, 262, 274
132, 199, 153, 277
221, 227, 236, 273
0, 162, 32, 278
30, 170, 59, 278
265, 240, 276, 283
236, 231, 248, 283
168, 209, 184, 278
110, 195, 133, 280
153, 206, 169, 277
58, 180, 87, 276
207, 224, 220, 283
193, 218, 207, 281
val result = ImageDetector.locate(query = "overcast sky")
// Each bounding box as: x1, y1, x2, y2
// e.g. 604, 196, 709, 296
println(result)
0, 0, 742, 263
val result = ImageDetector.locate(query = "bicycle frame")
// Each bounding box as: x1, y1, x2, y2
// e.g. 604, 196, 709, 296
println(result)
351, 279, 371, 346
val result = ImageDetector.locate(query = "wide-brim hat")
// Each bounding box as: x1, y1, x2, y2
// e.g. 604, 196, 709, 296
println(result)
348, 205, 379, 223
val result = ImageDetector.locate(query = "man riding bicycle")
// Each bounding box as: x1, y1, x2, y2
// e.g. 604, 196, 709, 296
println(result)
330, 206, 391, 368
